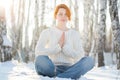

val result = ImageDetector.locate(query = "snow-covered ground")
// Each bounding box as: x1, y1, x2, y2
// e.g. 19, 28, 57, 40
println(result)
0, 53, 120, 80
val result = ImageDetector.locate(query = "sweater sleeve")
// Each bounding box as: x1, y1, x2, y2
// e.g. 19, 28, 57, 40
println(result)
35, 29, 61, 56
62, 31, 85, 59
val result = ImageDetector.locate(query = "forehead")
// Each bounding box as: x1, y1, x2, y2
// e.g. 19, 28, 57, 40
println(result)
57, 8, 66, 13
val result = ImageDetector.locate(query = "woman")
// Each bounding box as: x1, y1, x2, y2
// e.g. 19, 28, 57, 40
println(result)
35, 4, 94, 80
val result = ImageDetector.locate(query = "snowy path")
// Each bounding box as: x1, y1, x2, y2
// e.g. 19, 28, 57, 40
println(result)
0, 60, 120, 80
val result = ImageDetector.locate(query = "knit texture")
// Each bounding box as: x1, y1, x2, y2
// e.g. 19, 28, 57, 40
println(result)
35, 27, 85, 65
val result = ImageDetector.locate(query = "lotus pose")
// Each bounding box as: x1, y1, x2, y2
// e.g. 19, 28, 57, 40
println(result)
35, 4, 94, 80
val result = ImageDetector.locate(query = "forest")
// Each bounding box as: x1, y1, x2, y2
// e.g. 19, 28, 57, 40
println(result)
0, 0, 120, 71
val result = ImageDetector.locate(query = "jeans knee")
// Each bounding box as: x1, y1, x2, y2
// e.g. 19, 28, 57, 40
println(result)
35, 55, 48, 63
35, 55, 55, 76
35, 55, 53, 68
84, 57, 95, 68
78, 56, 95, 70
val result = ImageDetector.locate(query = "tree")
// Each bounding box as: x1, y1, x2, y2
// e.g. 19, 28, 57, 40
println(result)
83, 0, 94, 55
30, 0, 40, 51
52, 0, 56, 26
23, 0, 31, 62
96, 0, 107, 67
0, 19, 5, 61
109, 0, 120, 69
90, 0, 99, 60
11, 0, 25, 62
40, 0, 45, 27
74, 0, 79, 30
0, 19, 12, 62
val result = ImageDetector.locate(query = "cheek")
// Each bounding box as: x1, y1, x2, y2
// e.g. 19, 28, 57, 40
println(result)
56, 16, 61, 20
65, 17, 69, 20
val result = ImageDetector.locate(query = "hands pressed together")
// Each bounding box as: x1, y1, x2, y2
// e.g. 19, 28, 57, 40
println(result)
58, 32, 65, 48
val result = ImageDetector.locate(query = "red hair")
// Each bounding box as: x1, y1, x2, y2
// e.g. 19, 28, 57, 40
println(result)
54, 4, 71, 20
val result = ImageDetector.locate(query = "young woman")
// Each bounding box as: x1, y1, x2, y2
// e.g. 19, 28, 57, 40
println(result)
35, 4, 94, 80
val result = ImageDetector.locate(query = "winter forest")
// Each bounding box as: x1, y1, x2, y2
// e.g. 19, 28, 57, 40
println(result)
0, 0, 120, 80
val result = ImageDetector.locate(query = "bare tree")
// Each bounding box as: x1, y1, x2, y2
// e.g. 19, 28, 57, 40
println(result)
0, 19, 5, 62
30, 0, 39, 51
83, 0, 94, 55
74, 0, 79, 30
52, 0, 56, 26
31, 0, 46, 51
0, 18, 12, 62
96, 0, 107, 67
11, 0, 25, 62
90, 0, 98, 59
40, 0, 45, 26
23, 0, 31, 62
68, 0, 72, 9
109, 0, 120, 69
0, 19, 4, 61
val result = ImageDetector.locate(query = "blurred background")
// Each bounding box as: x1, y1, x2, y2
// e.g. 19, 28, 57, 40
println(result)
0, 0, 120, 69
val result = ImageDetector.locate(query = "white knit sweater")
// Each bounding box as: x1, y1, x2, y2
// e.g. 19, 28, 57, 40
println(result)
35, 27, 85, 65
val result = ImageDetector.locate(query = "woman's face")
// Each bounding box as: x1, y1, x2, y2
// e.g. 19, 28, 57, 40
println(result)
56, 8, 68, 25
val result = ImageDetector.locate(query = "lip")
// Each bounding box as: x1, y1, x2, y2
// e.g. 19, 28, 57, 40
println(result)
61, 19, 66, 22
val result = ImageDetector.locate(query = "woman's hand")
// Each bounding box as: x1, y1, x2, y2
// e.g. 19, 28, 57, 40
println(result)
58, 32, 65, 48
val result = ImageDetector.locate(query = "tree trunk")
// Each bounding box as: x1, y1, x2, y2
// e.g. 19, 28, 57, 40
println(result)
11, 0, 25, 62
74, 0, 79, 30
83, 0, 94, 55
109, 0, 120, 69
96, 0, 107, 67
31, 0, 46, 52
30, 0, 39, 51
40, 0, 45, 27
89, 0, 98, 59
0, 19, 12, 62
24, 0, 31, 62
39, 0, 46, 33
0, 19, 4, 62
52, 0, 56, 26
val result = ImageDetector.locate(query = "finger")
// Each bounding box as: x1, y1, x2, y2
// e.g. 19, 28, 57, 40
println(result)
62, 32, 65, 40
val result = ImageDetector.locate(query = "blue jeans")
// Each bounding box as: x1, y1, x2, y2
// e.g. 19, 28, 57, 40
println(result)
35, 55, 94, 79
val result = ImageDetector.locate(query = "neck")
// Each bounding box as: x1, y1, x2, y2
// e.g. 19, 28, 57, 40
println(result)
56, 23, 68, 31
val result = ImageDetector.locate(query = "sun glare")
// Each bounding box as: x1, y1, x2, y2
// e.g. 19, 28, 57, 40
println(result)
0, 0, 12, 19
0, 0, 12, 8
0, 0, 13, 21
0, 0, 5, 7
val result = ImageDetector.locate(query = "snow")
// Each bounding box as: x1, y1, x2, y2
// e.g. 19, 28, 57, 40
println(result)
2, 35, 12, 47
84, 66, 120, 80
0, 60, 120, 80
